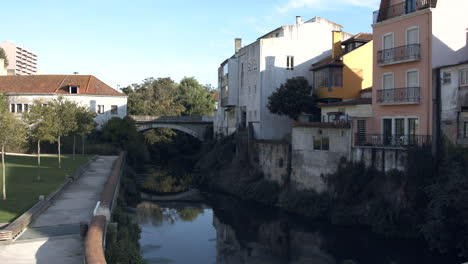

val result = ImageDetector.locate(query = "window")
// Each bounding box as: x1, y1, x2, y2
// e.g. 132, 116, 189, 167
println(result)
111, 105, 118, 115
383, 33, 394, 50
69, 86, 79, 94
24, 104, 29, 112
460, 69, 468, 87
465, 122, 468, 138
253, 85, 256, 94
248, 86, 251, 95
97, 105, 105, 114
286, 56, 294, 70
314, 67, 343, 89
383, 73, 394, 89
406, 70, 419, 87
395, 118, 405, 137
16, 104, 23, 113
313, 136, 330, 151
442, 71, 451, 85
406, 27, 419, 45
10, 104, 15, 113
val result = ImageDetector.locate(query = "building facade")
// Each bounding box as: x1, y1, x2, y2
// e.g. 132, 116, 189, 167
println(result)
0, 41, 38, 75
439, 61, 468, 146
0, 75, 127, 126
0, 58, 7, 76
214, 17, 350, 140
365, 0, 468, 147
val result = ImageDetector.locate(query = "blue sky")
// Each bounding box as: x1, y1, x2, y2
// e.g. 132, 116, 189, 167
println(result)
0, 0, 379, 90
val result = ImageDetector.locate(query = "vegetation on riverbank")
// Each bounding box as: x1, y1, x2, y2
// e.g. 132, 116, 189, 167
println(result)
194, 134, 468, 257
0, 154, 90, 222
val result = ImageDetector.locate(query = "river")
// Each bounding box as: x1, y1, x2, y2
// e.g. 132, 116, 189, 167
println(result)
134, 193, 462, 264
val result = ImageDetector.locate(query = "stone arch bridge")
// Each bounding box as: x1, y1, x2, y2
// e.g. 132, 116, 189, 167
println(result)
130, 115, 214, 141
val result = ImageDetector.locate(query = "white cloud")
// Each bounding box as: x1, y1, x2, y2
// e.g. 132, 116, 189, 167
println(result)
276, 0, 379, 13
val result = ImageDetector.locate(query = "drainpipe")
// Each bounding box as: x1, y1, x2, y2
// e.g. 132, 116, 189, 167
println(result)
432, 67, 441, 168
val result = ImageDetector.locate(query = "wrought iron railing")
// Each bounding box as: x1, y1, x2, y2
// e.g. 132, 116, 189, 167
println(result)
377, 44, 420, 65
354, 134, 431, 147
373, 0, 436, 23
377, 87, 420, 104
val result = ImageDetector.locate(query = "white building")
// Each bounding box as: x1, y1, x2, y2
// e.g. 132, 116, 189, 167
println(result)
0, 58, 7, 76
0, 75, 127, 127
0, 41, 38, 75
215, 16, 351, 140
439, 61, 468, 146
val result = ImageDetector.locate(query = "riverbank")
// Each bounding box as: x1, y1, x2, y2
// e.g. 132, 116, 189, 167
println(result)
193, 134, 468, 259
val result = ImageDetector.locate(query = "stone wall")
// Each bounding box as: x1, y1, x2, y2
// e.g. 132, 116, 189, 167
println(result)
351, 147, 406, 172
251, 140, 290, 186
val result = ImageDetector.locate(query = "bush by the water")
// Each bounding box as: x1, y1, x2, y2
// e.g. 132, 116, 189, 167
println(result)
142, 169, 190, 194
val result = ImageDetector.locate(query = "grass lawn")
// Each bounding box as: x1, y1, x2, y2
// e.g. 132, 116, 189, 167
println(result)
0, 154, 90, 223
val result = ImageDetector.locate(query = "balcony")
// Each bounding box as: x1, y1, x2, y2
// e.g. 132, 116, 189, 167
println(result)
373, 0, 436, 23
354, 134, 431, 148
377, 44, 420, 66
377, 87, 420, 105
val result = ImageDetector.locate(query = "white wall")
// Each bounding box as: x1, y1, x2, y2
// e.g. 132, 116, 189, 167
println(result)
431, 0, 468, 68
6, 94, 127, 127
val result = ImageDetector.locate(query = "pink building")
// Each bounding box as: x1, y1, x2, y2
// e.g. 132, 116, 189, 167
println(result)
359, 0, 468, 147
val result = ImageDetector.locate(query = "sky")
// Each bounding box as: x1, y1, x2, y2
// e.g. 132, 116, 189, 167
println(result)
0, 0, 379, 90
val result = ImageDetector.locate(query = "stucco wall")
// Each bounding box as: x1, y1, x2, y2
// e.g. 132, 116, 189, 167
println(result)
6, 94, 127, 127
291, 126, 351, 192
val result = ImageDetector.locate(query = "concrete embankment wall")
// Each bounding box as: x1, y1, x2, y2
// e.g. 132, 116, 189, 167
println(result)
84, 152, 126, 264
351, 147, 406, 172
250, 140, 290, 186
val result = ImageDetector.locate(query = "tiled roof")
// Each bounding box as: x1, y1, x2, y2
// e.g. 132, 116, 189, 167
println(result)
293, 121, 351, 129
318, 98, 372, 107
0, 75, 124, 96
342, 33, 373, 44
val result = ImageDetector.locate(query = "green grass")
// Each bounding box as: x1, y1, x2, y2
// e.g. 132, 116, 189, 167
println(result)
0, 154, 90, 223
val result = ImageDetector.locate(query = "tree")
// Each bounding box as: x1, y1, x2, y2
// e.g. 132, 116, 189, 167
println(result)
24, 102, 57, 180
177, 77, 215, 116
0, 93, 6, 114
0, 111, 26, 200
0, 48, 8, 68
49, 97, 79, 168
267, 77, 317, 121
74, 106, 97, 157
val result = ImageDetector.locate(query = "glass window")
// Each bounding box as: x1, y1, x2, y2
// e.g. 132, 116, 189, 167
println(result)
442, 71, 451, 85
407, 70, 419, 87
464, 122, 468, 138
16, 104, 23, 113
97, 105, 105, 114
383, 34, 394, 50
10, 104, 15, 113
313, 136, 322, 150
322, 137, 330, 150
383, 73, 394, 89
111, 105, 118, 115
287, 56, 294, 70
406, 27, 419, 45
395, 118, 405, 136
24, 104, 29, 112
460, 69, 468, 87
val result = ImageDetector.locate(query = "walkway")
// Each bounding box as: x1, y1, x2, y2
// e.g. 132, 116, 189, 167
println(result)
0, 155, 117, 264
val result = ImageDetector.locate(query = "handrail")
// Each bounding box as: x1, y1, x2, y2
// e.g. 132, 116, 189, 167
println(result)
377, 87, 420, 104
84, 215, 107, 264
377, 44, 420, 65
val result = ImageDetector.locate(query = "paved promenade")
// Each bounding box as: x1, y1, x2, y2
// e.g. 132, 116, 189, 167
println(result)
0, 155, 117, 264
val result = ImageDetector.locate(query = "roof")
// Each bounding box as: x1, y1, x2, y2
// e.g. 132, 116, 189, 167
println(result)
318, 98, 372, 107
0, 75, 124, 96
342, 33, 373, 45
293, 121, 351, 129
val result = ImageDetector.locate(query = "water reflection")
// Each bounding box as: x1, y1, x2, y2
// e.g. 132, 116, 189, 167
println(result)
136, 195, 461, 264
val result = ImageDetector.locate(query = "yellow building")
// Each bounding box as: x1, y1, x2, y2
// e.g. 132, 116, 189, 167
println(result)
312, 32, 373, 102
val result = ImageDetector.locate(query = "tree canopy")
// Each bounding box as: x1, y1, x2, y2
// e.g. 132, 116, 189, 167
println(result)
177, 77, 215, 116
0, 48, 8, 67
267, 77, 317, 121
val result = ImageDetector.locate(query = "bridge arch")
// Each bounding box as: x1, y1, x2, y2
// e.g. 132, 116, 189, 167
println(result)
136, 123, 203, 141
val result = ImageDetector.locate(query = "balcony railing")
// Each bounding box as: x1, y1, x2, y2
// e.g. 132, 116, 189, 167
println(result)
373, 0, 437, 23
354, 134, 431, 148
377, 87, 420, 104
377, 44, 420, 65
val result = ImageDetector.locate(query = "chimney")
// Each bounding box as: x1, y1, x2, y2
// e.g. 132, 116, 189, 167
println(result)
235, 38, 242, 53
296, 16, 303, 25
332, 31, 343, 59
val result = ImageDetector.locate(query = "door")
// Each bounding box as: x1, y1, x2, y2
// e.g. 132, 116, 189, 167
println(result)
406, 70, 419, 102
383, 34, 394, 62
408, 118, 419, 145
382, 73, 394, 102
406, 0, 416, 13
383, 119, 393, 145
357, 120, 367, 145
406, 27, 419, 59
395, 118, 405, 145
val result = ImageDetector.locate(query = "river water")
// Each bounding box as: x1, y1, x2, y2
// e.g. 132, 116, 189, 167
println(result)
135, 194, 462, 264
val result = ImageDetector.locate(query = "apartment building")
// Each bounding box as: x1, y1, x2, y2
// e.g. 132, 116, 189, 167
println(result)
361, 0, 468, 148
214, 16, 348, 140
0, 58, 6, 76
0, 75, 127, 127
0, 41, 38, 75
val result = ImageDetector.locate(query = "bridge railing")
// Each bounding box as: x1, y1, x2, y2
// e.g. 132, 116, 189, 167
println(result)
129, 115, 213, 123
